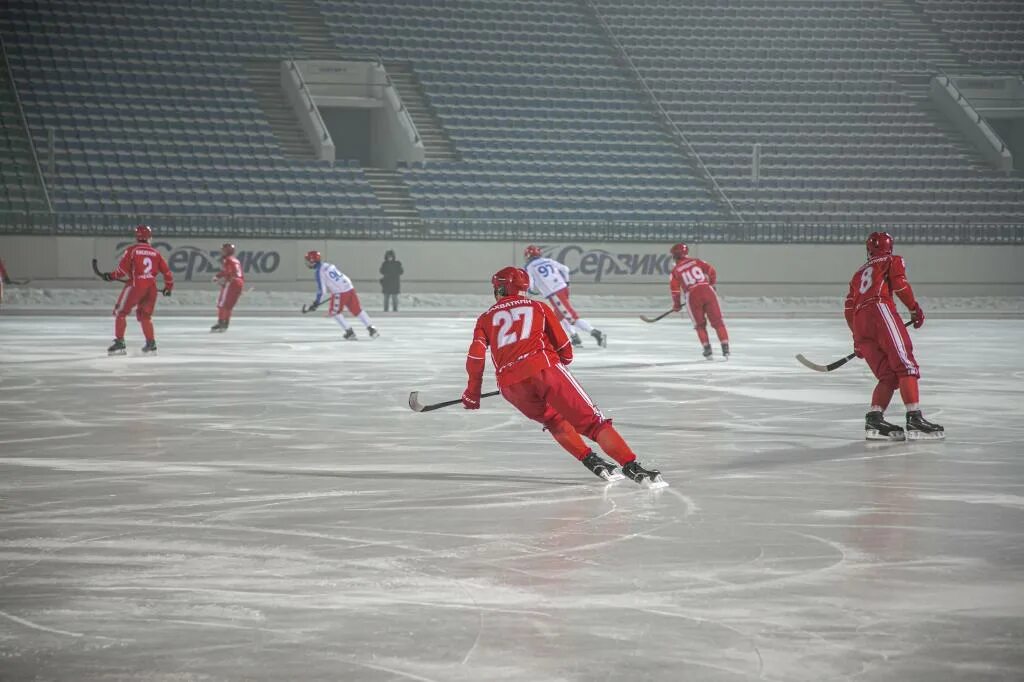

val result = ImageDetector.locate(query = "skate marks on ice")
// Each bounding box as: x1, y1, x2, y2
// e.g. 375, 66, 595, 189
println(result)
1, 317, 1023, 681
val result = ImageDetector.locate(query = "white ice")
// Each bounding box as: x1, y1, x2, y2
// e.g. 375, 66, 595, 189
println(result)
0, 315, 1022, 681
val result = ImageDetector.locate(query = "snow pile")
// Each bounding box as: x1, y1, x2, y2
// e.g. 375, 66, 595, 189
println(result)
2, 286, 1022, 316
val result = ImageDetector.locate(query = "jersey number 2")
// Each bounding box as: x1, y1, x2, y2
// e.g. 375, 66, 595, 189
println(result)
493, 307, 534, 348
142, 257, 153, 277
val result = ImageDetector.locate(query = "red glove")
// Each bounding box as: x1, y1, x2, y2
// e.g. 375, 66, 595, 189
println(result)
910, 303, 925, 329
672, 296, 682, 312
853, 342, 863, 359
559, 353, 572, 366
461, 381, 481, 410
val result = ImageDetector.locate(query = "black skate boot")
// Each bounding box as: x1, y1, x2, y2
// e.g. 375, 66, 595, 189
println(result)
581, 452, 624, 482
622, 460, 668, 488
107, 338, 126, 356
571, 333, 583, 348
343, 328, 357, 341
367, 326, 379, 339
141, 340, 157, 354
906, 410, 945, 440
591, 329, 607, 348
865, 410, 905, 441
721, 342, 730, 359
702, 344, 713, 360
210, 321, 225, 333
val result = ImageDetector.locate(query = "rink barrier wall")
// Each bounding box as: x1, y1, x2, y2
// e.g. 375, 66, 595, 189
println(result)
1, 235, 1022, 296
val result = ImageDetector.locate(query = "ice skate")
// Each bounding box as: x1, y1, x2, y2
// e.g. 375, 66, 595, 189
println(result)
581, 452, 624, 482
721, 342, 730, 359
210, 321, 226, 333
107, 338, 126, 356
571, 333, 583, 348
367, 326, 380, 339
343, 328, 357, 341
141, 340, 158, 355
865, 410, 905, 441
591, 329, 607, 348
906, 410, 945, 440
622, 460, 668, 489
702, 344, 713, 360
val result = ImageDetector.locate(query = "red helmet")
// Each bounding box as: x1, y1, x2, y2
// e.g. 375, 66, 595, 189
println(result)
304, 250, 321, 268
670, 242, 689, 259
135, 224, 152, 242
221, 243, 236, 256
866, 231, 894, 258
524, 245, 542, 260
491, 266, 530, 297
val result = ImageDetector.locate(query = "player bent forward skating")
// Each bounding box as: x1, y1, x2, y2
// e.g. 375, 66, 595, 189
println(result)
669, 242, 729, 360
210, 242, 244, 333
304, 251, 378, 340
845, 231, 944, 441
461, 266, 665, 487
102, 224, 174, 355
523, 245, 606, 348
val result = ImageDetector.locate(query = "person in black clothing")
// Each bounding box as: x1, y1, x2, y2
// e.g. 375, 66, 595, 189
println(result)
379, 249, 403, 312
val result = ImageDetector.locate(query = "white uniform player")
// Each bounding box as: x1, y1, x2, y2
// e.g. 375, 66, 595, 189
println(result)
523, 245, 606, 348
304, 250, 378, 340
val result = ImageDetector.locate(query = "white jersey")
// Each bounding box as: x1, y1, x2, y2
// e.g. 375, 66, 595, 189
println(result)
313, 261, 354, 303
525, 257, 571, 297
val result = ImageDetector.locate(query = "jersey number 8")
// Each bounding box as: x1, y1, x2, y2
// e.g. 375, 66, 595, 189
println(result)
858, 267, 873, 294
493, 306, 534, 348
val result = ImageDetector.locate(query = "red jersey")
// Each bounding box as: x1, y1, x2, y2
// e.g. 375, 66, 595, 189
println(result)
216, 255, 243, 283
466, 295, 573, 388
844, 254, 917, 329
669, 257, 717, 306
110, 243, 174, 289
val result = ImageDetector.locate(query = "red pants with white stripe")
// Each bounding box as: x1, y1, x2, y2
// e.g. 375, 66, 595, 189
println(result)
853, 302, 920, 383
112, 283, 158, 340
547, 288, 579, 323
501, 364, 609, 441
685, 286, 728, 345
217, 280, 244, 321
328, 290, 363, 316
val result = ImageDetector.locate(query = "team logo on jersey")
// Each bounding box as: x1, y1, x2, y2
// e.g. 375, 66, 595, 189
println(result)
540, 245, 675, 283
115, 242, 280, 280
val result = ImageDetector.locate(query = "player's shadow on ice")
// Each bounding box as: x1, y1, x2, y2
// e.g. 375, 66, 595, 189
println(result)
234, 467, 581, 487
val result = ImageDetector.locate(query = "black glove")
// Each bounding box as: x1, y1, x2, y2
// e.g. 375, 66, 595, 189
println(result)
162, 288, 172, 297
102, 273, 112, 281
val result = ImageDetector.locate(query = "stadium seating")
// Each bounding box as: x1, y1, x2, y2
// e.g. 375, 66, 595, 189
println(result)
316, 0, 727, 221
915, 0, 1024, 68
0, 0, 382, 218
0, 57, 48, 214
592, 0, 1024, 222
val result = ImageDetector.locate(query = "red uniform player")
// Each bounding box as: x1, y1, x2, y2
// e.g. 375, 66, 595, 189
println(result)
669, 243, 729, 359
0, 257, 9, 308
461, 266, 666, 487
103, 224, 173, 355
210, 242, 244, 333
845, 232, 944, 440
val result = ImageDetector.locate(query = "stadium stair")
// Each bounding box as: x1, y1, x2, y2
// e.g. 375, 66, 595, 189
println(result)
362, 168, 420, 221
384, 62, 459, 162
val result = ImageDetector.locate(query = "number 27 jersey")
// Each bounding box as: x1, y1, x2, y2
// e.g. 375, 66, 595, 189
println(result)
469, 296, 572, 387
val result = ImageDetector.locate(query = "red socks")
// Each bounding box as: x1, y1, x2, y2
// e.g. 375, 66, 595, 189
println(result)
547, 419, 590, 460
595, 425, 637, 466
899, 375, 920, 407
140, 318, 155, 342
114, 316, 127, 339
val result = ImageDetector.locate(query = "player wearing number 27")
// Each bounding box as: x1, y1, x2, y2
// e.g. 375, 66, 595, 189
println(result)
669, 243, 729, 360
461, 267, 665, 487
845, 231, 943, 440
103, 224, 173, 355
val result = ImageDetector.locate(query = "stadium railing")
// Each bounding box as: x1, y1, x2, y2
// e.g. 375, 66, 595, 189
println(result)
0, 211, 1022, 244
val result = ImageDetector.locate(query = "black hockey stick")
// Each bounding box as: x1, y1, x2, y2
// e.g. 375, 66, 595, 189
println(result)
301, 302, 320, 314
91, 258, 127, 283
640, 308, 677, 323
5, 278, 30, 285
795, 319, 913, 373
408, 390, 501, 413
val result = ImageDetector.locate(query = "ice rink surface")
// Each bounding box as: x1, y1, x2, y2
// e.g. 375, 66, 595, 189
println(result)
1, 314, 1022, 681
